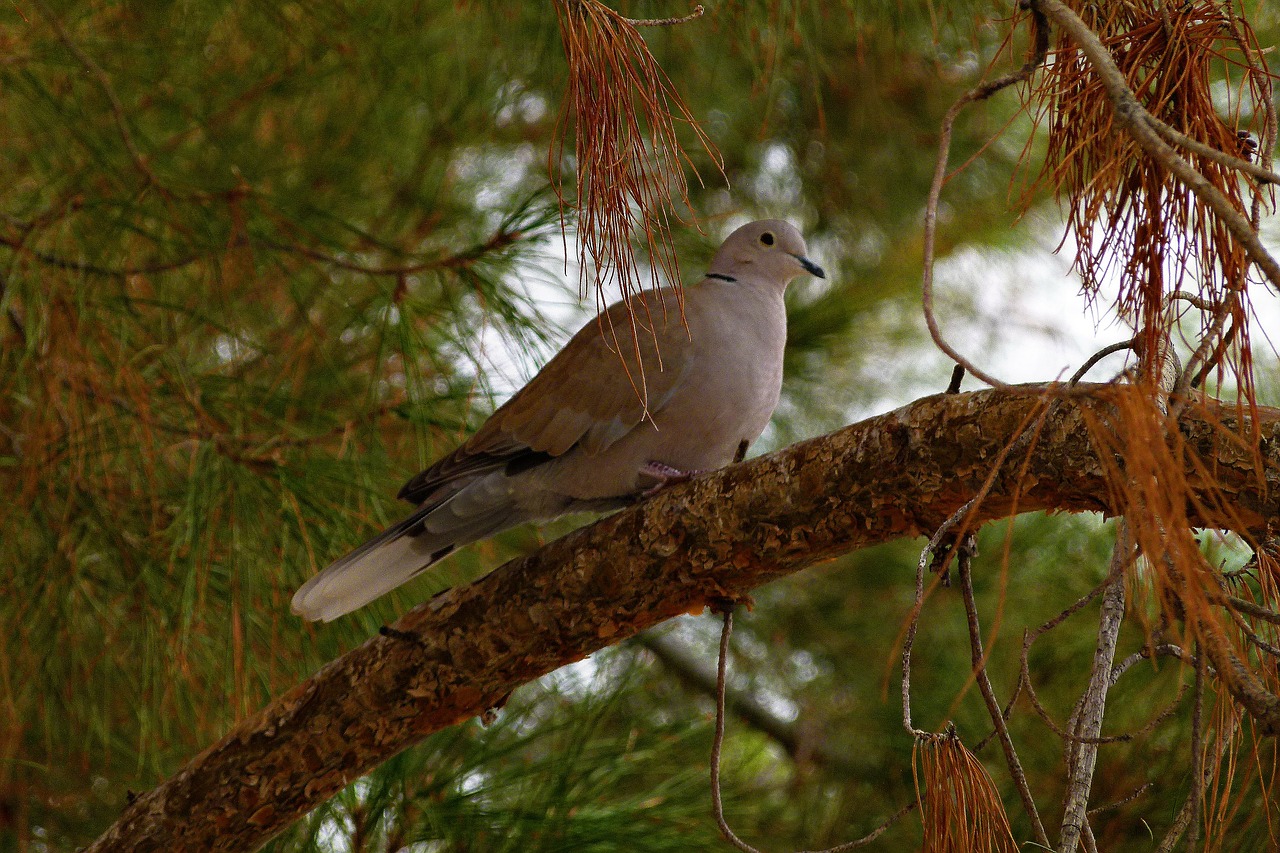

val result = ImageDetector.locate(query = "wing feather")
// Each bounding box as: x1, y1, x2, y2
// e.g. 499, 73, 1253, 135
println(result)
398, 287, 693, 504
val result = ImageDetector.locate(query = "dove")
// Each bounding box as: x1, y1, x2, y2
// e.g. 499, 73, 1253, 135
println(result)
291, 219, 824, 621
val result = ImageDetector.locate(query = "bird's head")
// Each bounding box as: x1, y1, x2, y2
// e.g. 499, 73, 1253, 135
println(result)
707, 219, 825, 288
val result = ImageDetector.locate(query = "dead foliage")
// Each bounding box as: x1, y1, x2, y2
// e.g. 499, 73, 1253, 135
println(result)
913, 726, 1018, 853
1026, 0, 1274, 388
551, 0, 722, 313
1070, 382, 1280, 845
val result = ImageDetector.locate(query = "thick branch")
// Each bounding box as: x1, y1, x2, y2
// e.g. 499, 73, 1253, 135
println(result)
88, 385, 1280, 851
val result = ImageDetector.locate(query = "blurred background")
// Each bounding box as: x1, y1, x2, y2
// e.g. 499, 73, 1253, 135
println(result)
2, 1, 1278, 849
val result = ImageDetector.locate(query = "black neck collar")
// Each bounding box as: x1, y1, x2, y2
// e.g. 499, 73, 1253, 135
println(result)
705, 272, 736, 282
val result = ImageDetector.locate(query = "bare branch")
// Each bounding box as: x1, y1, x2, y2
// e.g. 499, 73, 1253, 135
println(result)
957, 548, 1051, 847
709, 609, 762, 853
1144, 113, 1280, 186
624, 4, 704, 27
707, 610, 913, 852
921, 6, 1049, 387
1069, 339, 1136, 385
1154, 647, 1210, 852
1058, 523, 1132, 852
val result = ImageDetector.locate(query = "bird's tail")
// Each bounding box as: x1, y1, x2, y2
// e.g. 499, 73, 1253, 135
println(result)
291, 484, 523, 622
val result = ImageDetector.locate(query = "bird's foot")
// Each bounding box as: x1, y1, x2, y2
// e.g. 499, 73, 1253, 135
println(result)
639, 461, 707, 496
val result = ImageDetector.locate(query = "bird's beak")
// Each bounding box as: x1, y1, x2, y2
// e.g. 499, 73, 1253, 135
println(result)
791, 253, 825, 279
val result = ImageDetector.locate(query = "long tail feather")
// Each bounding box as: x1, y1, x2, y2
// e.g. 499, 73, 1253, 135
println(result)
291, 480, 526, 622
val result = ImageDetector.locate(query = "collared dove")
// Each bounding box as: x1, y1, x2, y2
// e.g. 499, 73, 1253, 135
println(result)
291, 219, 824, 621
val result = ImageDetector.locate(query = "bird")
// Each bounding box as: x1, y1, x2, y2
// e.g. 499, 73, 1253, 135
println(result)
291, 219, 824, 621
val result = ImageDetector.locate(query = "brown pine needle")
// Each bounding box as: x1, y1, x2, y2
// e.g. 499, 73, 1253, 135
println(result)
913, 726, 1019, 853
551, 0, 724, 379
1027, 0, 1274, 396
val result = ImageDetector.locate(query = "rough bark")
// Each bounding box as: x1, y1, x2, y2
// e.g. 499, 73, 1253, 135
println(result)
87, 384, 1280, 851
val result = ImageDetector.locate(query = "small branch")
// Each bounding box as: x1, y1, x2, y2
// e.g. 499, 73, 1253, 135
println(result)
0, 226, 528, 280
1166, 291, 1220, 312
1087, 783, 1152, 818
1020, 562, 1189, 746
1110, 645, 1197, 684
921, 4, 1049, 388
1069, 339, 1136, 385
956, 551, 1051, 847
973, 679, 1023, 753
710, 610, 762, 853
1154, 646, 1208, 853
1143, 113, 1280, 186
31, 0, 155, 185
0, 231, 205, 278
624, 4, 704, 27
1174, 281, 1240, 405
1226, 596, 1280, 626
1224, 605, 1280, 658
904, 500, 977, 735
1058, 523, 1132, 853
709, 610, 915, 853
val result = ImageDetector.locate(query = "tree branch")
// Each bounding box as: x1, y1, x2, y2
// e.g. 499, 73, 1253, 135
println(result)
87, 384, 1280, 851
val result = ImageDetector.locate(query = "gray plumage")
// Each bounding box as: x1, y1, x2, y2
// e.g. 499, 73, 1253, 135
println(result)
291, 219, 824, 621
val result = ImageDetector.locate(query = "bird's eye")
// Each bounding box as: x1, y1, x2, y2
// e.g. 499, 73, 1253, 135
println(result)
760, 232, 775, 246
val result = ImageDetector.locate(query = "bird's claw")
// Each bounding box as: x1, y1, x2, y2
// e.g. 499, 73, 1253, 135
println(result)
640, 461, 707, 496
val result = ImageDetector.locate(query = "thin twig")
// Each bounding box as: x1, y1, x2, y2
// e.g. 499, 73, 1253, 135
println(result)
973, 676, 1024, 753
814, 802, 918, 852
641, 632, 861, 774
1018, 551, 1190, 746
710, 610, 917, 852
956, 551, 1051, 847
1110, 644, 1204, 684
31, 0, 155, 186
1143, 112, 1280, 185
1166, 291, 1220, 312
1226, 596, 1280, 626
1154, 645, 1207, 853
1223, 604, 1280, 658
624, 4, 704, 27
904, 500, 976, 735
0, 226, 529, 280
921, 5, 1049, 387
710, 610, 762, 853
1087, 782, 1153, 817
1069, 339, 1136, 385
1174, 284, 1240, 405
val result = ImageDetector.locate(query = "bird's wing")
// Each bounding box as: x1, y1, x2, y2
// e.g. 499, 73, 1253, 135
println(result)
399, 288, 694, 505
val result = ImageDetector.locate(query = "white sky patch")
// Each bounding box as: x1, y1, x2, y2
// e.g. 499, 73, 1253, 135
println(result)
495, 81, 549, 127
851, 210, 1280, 421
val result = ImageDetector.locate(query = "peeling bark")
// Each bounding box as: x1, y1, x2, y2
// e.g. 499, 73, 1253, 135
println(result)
87, 385, 1280, 851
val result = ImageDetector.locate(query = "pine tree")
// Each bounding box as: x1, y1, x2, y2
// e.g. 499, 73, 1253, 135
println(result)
3, 2, 1278, 851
